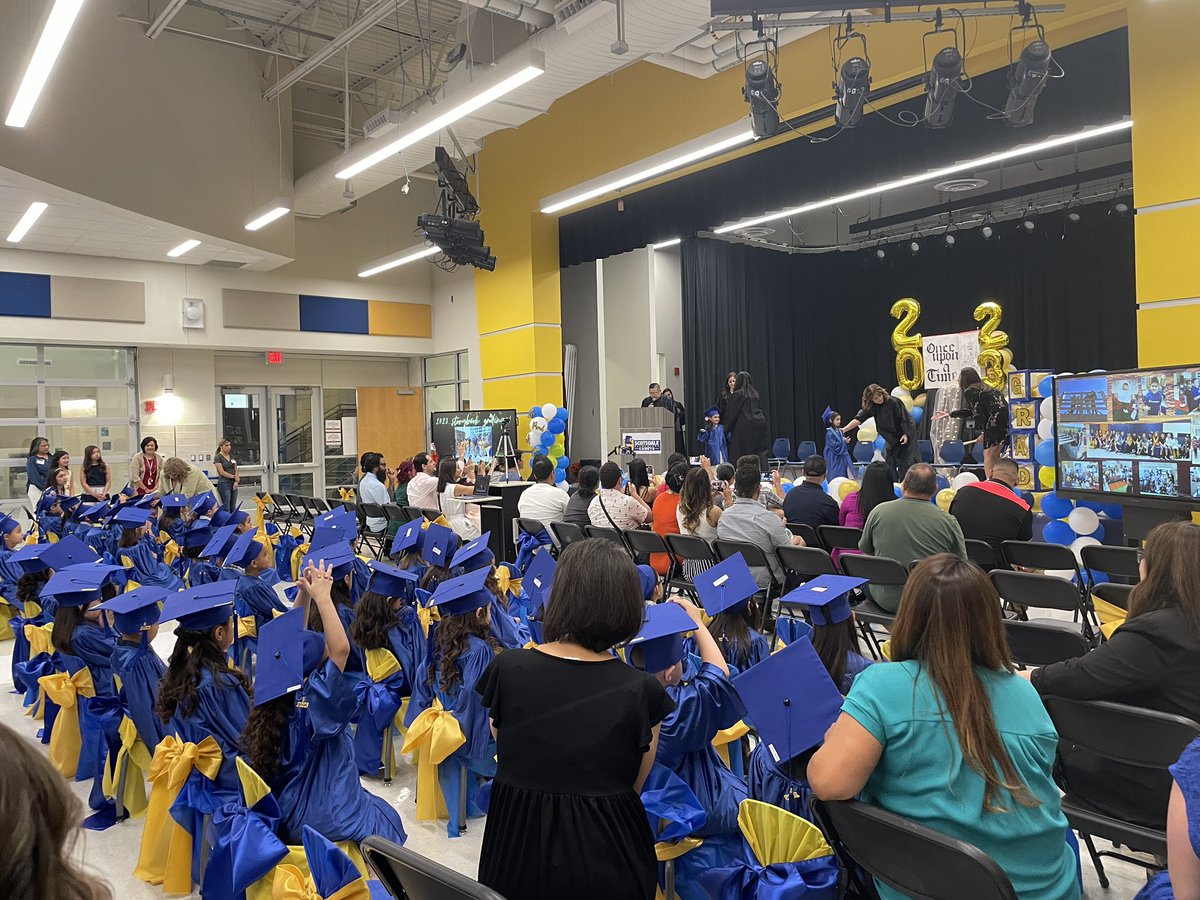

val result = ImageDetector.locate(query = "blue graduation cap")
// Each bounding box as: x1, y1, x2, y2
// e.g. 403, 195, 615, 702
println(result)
636, 564, 658, 602
132, 494, 159, 511
199, 524, 239, 561
223, 530, 264, 570
40, 564, 124, 607
228, 509, 250, 529
704, 406, 720, 419
183, 521, 215, 551
822, 406, 837, 426
58, 496, 81, 515
35, 491, 61, 515
302, 541, 356, 580
0, 513, 21, 535
391, 519, 423, 557
732, 633, 844, 762
367, 560, 418, 599
421, 523, 457, 568
71, 501, 104, 523
42, 535, 101, 570
429, 567, 492, 617
209, 508, 232, 529
451, 533, 494, 573
120, 485, 136, 498
309, 525, 352, 555
159, 493, 189, 511
524, 551, 556, 616
780, 575, 866, 626
253, 607, 325, 706
9, 542, 51, 574
626, 603, 697, 673
160, 581, 236, 632
694, 553, 759, 616
98, 585, 169, 634
113, 505, 155, 529
189, 493, 218, 517
314, 507, 356, 534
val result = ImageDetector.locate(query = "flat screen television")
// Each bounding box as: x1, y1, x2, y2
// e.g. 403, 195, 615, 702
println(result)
429, 409, 518, 465
1053, 366, 1200, 508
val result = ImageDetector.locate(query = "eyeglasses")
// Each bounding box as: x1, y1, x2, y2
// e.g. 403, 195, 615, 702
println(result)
1136, 548, 1146, 564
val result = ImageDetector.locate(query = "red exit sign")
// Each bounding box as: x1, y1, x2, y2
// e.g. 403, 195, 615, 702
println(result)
266, 351, 284, 365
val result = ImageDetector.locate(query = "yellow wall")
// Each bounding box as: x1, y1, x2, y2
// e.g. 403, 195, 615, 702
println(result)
473, 0, 1129, 448
1128, 0, 1200, 366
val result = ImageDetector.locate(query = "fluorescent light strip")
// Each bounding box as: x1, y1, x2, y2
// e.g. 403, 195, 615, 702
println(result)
5, 0, 86, 128
714, 119, 1133, 234
336, 55, 545, 181
651, 238, 681, 250
6, 201, 48, 242
541, 126, 755, 215
358, 244, 440, 278
167, 239, 201, 258
244, 200, 292, 231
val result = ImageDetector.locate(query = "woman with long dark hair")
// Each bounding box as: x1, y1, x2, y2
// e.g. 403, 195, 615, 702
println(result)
25, 436, 50, 513
81, 446, 109, 502
839, 461, 895, 530
716, 372, 738, 421
564, 465, 599, 529
436, 457, 481, 540
843, 383, 918, 481
932, 366, 1010, 478
722, 371, 770, 471
810, 554, 1079, 900
626, 458, 655, 505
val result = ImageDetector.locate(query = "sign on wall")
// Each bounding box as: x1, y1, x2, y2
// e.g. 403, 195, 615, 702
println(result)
622, 432, 663, 454
923, 331, 981, 389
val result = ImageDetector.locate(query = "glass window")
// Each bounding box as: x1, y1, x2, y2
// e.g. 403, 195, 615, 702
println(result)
0, 462, 28, 502
425, 384, 457, 414
0, 426, 39, 461
456, 352, 468, 378
43, 346, 130, 382
222, 391, 263, 466
325, 456, 358, 489
275, 390, 314, 465
424, 354, 456, 384
323, 389, 356, 456
278, 473, 315, 495
0, 345, 38, 381
45, 386, 129, 420
0, 386, 38, 420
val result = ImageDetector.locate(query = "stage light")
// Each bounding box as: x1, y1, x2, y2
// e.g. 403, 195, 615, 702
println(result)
981, 225, 994, 239
909, 239, 921, 254
874, 246, 886, 260
743, 45, 781, 139
1004, 40, 1053, 127
835, 56, 871, 128
1111, 200, 1130, 216
1066, 210, 1082, 223
358, 244, 440, 278
944, 233, 957, 247
924, 46, 964, 130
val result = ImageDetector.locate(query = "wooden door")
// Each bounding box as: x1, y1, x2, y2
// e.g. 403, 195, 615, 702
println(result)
356, 387, 425, 475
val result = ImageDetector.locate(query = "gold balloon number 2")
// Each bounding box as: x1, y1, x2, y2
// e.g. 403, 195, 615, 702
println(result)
974, 301, 1009, 390
890, 298, 924, 391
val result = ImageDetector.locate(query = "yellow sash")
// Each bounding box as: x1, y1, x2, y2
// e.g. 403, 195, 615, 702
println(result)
739, 798, 833, 865
134, 734, 224, 894
39, 668, 95, 777
253, 493, 274, 534
102, 715, 151, 818
291, 544, 311, 582
415, 603, 440, 638
400, 699, 466, 821
493, 567, 522, 600
712, 719, 751, 768
162, 539, 182, 568
270, 865, 371, 900
238, 615, 260, 640
26, 621, 54, 656
121, 554, 136, 569
0, 602, 12, 642
366, 649, 408, 769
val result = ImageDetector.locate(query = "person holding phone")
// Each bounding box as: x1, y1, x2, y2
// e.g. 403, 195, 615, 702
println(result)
589, 462, 650, 529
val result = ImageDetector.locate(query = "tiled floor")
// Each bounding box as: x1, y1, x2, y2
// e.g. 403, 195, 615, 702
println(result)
0, 628, 1150, 898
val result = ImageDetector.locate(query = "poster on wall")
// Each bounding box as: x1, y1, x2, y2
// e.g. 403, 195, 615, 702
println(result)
923, 331, 981, 389
430, 410, 518, 463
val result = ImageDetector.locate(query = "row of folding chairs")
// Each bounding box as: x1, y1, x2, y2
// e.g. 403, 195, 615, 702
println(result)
256, 491, 335, 535
354, 503, 444, 559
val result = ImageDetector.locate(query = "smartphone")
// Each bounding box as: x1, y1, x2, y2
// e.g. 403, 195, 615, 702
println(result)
711, 479, 725, 492
646, 465, 655, 478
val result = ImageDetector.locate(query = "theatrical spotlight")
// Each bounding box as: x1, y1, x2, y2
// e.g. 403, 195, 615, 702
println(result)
944, 232, 957, 247
909, 238, 921, 254
743, 41, 782, 139
874, 246, 887, 260
979, 213, 998, 239
1111, 199, 1131, 216
1004, 39, 1053, 127
924, 46, 964, 129
833, 19, 870, 129
1019, 206, 1038, 232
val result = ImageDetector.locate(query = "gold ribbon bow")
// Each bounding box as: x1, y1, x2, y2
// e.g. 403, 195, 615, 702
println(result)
25, 621, 54, 656
1091, 593, 1128, 639
253, 494, 272, 534
39, 667, 96, 777
134, 735, 224, 895
415, 603, 440, 638
102, 715, 151, 818
338, 487, 356, 503
120, 554, 136, 570
712, 719, 752, 769
24, 525, 38, 545
0, 602, 13, 642
238, 615, 260, 641
400, 699, 466, 822
162, 539, 182, 568
493, 567, 522, 600
248, 841, 368, 900
291, 544, 311, 582
271, 865, 371, 900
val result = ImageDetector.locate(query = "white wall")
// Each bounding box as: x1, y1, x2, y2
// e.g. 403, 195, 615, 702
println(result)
560, 261, 602, 458
651, 246, 684, 399
431, 266, 483, 409
599, 250, 655, 450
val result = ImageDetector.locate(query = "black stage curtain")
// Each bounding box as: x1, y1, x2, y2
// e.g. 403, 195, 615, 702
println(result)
681, 209, 1137, 449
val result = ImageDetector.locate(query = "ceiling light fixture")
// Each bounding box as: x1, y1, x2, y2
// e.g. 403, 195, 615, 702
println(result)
167, 239, 201, 258
5, 0, 85, 128
358, 244, 441, 278
335, 50, 546, 182
651, 238, 681, 250
6, 201, 48, 243
540, 121, 756, 215
244, 197, 292, 231
713, 119, 1132, 235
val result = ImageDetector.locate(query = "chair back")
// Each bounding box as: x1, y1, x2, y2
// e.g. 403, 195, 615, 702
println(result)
363, 836, 508, 899
776, 545, 837, 579
1043, 697, 1200, 774
852, 442, 874, 463
1001, 540, 1079, 576
786, 522, 820, 547
665, 533, 718, 566
418, 507, 442, 522
515, 518, 547, 539
1092, 582, 1134, 611
796, 440, 818, 461
714, 539, 772, 571
811, 798, 1018, 900
938, 441, 966, 465
623, 528, 670, 556
964, 539, 1002, 571
817, 524, 863, 552
1080, 544, 1141, 585
584, 525, 629, 552
402, 506, 425, 523
383, 504, 406, 524
770, 438, 792, 461
840, 554, 908, 586
1004, 620, 1091, 667
990, 570, 1085, 614
918, 439, 935, 463
548, 521, 587, 551
361, 502, 386, 523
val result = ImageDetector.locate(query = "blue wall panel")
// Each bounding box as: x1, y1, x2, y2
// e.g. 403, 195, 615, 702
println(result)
0, 272, 51, 318
299, 295, 369, 335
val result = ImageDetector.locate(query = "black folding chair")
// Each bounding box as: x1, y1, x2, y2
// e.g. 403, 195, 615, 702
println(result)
548, 521, 587, 554
714, 539, 780, 628
786, 522, 820, 548
273, 492, 302, 528
664, 533, 718, 597
254, 491, 282, 524
1004, 619, 1091, 668
401, 506, 425, 523
964, 539, 1003, 572
290, 494, 316, 535
811, 798, 1018, 900
818, 524, 863, 555
1080, 544, 1141, 590
383, 503, 406, 536
1001, 540, 1084, 583
1042, 697, 1200, 887
418, 507, 442, 522
990, 570, 1098, 644
623, 529, 674, 587
363, 835, 508, 899
776, 544, 838, 581
838, 554, 905, 658
584, 525, 631, 555
359, 503, 388, 559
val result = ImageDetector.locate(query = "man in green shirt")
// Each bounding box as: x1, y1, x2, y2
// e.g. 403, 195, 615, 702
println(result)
859, 463, 967, 611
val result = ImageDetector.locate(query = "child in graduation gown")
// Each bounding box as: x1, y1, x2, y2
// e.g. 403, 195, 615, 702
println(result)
157, 493, 190, 549
0, 513, 27, 606
390, 519, 428, 581
697, 407, 729, 467
627, 599, 749, 900
98, 586, 170, 751
418, 522, 458, 592
114, 506, 184, 590
404, 566, 500, 838
822, 407, 854, 482
450, 533, 531, 650
301, 539, 364, 678
241, 561, 408, 847
689, 554, 769, 673
226, 528, 288, 669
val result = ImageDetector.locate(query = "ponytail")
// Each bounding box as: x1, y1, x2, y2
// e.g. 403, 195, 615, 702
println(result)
706, 606, 755, 669
51, 606, 86, 656
241, 693, 293, 780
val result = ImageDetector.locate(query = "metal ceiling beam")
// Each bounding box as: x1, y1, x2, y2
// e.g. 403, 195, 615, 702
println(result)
146, 0, 190, 38
263, 0, 412, 100
185, 1, 338, 40
261, 0, 324, 48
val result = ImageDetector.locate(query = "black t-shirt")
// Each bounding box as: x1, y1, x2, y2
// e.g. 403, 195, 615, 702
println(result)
948, 480, 1032, 555
477, 648, 674, 795
782, 481, 840, 529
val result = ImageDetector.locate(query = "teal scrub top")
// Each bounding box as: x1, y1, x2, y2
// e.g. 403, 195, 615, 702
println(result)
842, 661, 1080, 900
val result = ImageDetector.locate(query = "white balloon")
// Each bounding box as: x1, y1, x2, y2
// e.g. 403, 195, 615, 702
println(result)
527, 430, 539, 447
1066, 506, 1100, 536
1040, 397, 1054, 420
1069, 535, 1102, 564
541, 403, 558, 420
530, 416, 548, 431
827, 477, 847, 497
1037, 419, 1054, 441
952, 472, 980, 490
890, 386, 912, 400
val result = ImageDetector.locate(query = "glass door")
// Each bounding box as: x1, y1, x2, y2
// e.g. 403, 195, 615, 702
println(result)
220, 388, 266, 498
220, 386, 321, 497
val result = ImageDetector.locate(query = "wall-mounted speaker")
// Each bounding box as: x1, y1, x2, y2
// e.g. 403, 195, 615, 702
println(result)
182, 297, 205, 330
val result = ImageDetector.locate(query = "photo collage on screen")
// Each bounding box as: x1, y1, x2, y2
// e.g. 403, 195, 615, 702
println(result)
1056, 369, 1200, 501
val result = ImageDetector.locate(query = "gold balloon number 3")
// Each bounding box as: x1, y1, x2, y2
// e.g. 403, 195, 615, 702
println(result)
891, 298, 924, 391
974, 301, 1009, 390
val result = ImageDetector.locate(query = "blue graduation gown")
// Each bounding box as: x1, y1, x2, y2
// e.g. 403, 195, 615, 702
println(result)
747, 746, 813, 819
274, 659, 407, 846
71, 622, 119, 698
698, 424, 729, 466
121, 541, 184, 590
391, 607, 425, 685
38, 512, 65, 539
686, 629, 770, 673
169, 666, 252, 800
233, 573, 287, 664
0, 545, 22, 604
111, 639, 168, 751
184, 559, 220, 587
488, 596, 532, 649
823, 426, 853, 481
82, 525, 116, 558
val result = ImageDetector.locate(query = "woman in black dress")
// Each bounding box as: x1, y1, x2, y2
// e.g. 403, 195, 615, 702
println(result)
932, 367, 1010, 479
476, 539, 674, 900
715, 372, 737, 421
722, 371, 770, 471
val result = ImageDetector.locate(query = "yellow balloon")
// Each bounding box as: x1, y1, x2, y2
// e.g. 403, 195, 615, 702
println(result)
935, 488, 956, 512
1038, 466, 1055, 488
857, 425, 878, 444
899, 394, 914, 411
1001, 348, 1014, 367
838, 480, 861, 501
912, 393, 927, 408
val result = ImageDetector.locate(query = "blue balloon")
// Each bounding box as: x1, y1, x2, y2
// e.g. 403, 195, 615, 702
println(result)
1078, 500, 1106, 512
555, 407, 569, 421
557, 455, 569, 469
1037, 376, 1055, 397
1033, 440, 1057, 467
1085, 568, 1109, 585
540, 430, 555, 448
1102, 503, 1124, 520
528, 406, 541, 419
1043, 520, 1076, 546
893, 485, 903, 498
911, 406, 923, 425
1041, 491, 1074, 520
782, 482, 793, 494
873, 437, 886, 451
935, 474, 950, 491
1086, 523, 1106, 540
547, 418, 566, 435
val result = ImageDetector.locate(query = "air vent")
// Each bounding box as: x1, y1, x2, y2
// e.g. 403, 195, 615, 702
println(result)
555, 0, 615, 34
17, 358, 38, 367
934, 178, 989, 193
735, 226, 777, 239
203, 259, 250, 269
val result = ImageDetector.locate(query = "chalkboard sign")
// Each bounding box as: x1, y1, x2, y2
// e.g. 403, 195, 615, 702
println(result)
430, 409, 518, 464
